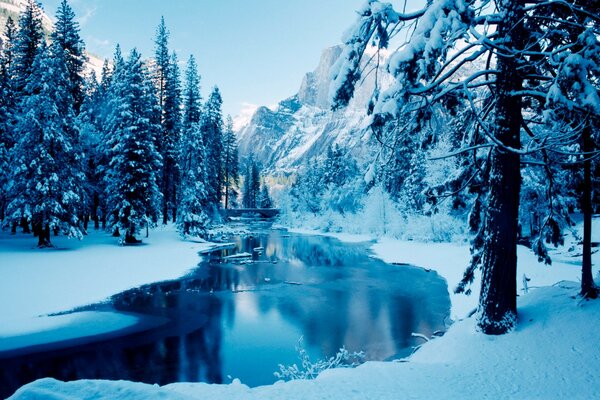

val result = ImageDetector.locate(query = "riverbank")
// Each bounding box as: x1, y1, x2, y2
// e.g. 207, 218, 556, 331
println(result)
0, 225, 214, 352
7, 219, 600, 399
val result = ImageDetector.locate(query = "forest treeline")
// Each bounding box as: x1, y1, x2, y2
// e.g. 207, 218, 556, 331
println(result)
0, 0, 271, 246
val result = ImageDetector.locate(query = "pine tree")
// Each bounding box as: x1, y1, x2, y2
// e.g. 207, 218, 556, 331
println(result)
160, 51, 182, 224
222, 115, 239, 209
51, 0, 86, 114
201, 86, 224, 208
332, 0, 600, 334
183, 55, 202, 127
176, 53, 209, 237
10, 0, 44, 96
78, 71, 105, 230
242, 157, 261, 209
0, 17, 16, 222
259, 183, 273, 209
6, 42, 84, 247
104, 49, 162, 243
177, 122, 209, 237
154, 17, 170, 114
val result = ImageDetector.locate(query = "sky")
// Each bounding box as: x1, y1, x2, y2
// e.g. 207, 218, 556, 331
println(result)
40, 0, 366, 120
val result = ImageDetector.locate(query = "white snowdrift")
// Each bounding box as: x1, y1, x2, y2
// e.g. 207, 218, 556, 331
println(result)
0, 225, 213, 350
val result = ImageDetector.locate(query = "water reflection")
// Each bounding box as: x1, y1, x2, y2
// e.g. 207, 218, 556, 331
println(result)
0, 229, 450, 398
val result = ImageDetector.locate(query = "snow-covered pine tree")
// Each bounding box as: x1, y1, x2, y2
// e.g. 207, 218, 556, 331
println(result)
201, 86, 224, 208
0, 17, 16, 223
183, 55, 202, 127
10, 0, 44, 96
242, 162, 252, 209
160, 51, 182, 224
51, 0, 87, 115
242, 157, 262, 209
6, 41, 84, 247
331, 0, 599, 333
153, 17, 178, 224
78, 71, 105, 231
222, 115, 239, 209
177, 121, 209, 237
259, 183, 273, 209
104, 49, 162, 244
175, 53, 210, 237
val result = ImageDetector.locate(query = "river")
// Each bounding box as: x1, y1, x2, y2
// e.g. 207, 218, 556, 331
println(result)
0, 225, 450, 397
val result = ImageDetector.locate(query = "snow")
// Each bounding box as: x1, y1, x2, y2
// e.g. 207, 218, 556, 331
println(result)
0, 225, 213, 346
0, 311, 141, 353
8, 216, 599, 399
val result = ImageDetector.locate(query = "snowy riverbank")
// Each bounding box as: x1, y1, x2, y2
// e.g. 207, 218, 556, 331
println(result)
7, 219, 600, 399
0, 225, 214, 353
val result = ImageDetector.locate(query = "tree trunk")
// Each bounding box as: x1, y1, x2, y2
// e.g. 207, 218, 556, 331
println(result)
93, 192, 100, 230
477, 0, 524, 335
20, 216, 31, 234
162, 158, 171, 225
37, 223, 52, 248
581, 125, 597, 298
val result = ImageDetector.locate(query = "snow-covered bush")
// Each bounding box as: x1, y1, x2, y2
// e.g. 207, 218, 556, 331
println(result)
274, 338, 365, 381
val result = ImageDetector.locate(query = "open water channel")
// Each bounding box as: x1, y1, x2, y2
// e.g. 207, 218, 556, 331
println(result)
0, 224, 450, 397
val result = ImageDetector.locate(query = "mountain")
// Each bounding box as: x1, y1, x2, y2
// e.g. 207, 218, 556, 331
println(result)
237, 45, 390, 174
0, 0, 103, 76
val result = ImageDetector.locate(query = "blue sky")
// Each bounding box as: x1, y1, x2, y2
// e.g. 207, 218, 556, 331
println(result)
41, 0, 365, 119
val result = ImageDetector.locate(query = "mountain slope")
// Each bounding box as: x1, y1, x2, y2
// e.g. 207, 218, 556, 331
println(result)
237, 45, 389, 173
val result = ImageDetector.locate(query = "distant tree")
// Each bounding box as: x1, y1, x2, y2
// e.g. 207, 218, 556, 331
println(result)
51, 0, 86, 114
104, 49, 162, 243
6, 42, 84, 247
222, 115, 239, 209
259, 183, 273, 209
201, 86, 224, 208
242, 157, 262, 209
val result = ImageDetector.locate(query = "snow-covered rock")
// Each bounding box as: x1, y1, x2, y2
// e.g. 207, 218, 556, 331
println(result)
237, 45, 391, 172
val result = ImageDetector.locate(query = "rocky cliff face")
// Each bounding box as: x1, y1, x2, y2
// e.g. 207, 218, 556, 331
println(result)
237, 45, 389, 173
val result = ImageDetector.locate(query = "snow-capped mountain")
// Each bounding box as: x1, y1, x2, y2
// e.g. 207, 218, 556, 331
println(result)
0, 0, 54, 35
0, 0, 104, 76
237, 45, 390, 173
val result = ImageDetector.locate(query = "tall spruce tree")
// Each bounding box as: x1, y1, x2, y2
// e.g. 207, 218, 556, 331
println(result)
177, 122, 209, 237
104, 49, 162, 243
0, 17, 16, 222
201, 86, 224, 208
183, 55, 202, 126
242, 157, 260, 209
7, 42, 84, 247
160, 51, 182, 223
51, 0, 87, 114
222, 115, 239, 209
177, 54, 209, 236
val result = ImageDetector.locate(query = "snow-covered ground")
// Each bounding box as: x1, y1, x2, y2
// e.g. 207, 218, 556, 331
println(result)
6, 218, 600, 399
0, 225, 213, 352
